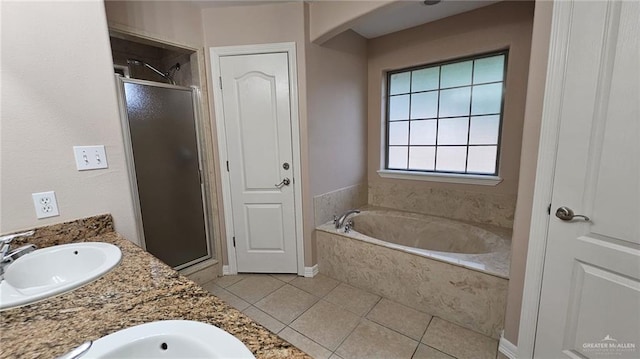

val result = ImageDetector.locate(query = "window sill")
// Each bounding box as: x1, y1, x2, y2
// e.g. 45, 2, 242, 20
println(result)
377, 169, 503, 186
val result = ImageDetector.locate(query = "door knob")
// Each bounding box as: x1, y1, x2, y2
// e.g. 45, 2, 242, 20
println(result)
275, 178, 290, 189
555, 206, 590, 221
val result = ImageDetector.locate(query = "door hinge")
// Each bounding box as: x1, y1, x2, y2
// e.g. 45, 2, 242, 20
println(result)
547, 203, 552, 215
219, 76, 222, 89
232, 236, 236, 247
226, 161, 229, 172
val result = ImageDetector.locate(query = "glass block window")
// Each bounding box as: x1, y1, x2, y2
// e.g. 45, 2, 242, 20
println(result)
386, 52, 507, 175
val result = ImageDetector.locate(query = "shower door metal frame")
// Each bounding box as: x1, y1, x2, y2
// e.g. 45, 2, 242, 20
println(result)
114, 75, 213, 270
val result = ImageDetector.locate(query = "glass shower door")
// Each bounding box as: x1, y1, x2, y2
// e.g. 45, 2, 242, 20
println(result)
120, 79, 210, 268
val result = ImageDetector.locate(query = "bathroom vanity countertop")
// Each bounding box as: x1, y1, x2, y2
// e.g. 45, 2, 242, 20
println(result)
0, 229, 310, 359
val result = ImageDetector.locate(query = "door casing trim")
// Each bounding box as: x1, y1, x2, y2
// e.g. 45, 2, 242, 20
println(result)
517, 1, 573, 357
210, 42, 305, 276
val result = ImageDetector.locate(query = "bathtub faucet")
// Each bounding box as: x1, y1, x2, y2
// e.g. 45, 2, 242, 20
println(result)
334, 209, 361, 230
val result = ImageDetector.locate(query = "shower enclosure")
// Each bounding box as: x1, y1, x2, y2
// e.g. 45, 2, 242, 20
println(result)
115, 76, 212, 269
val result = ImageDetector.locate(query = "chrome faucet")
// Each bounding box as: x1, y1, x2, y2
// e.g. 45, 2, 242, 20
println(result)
0, 230, 36, 281
333, 209, 361, 230
57, 341, 93, 359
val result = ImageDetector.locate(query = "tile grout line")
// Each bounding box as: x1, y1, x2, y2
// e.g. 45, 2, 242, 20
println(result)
217, 276, 247, 289
321, 277, 358, 355
211, 285, 250, 309
422, 315, 435, 342
221, 275, 322, 349
215, 275, 471, 359
289, 277, 341, 298
364, 315, 424, 347
200, 279, 216, 288
325, 292, 382, 318
276, 284, 323, 326
228, 277, 287, 305
280, 324, 333, 357
410, 340, 421, 359
360, 297, 435, 348
331, 315, 365, 356
211, 283, 328, 358
362, 296, 383, 318
324, 281, 373, 357
244, 305, 287, 334
433, 345, 460, 359
420, 316, 463, 359
410, 315, 435, 359
286, 278, 362, 357
250, 280, 326, 330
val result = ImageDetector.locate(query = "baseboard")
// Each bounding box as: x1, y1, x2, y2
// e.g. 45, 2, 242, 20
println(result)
223, 264, 312, 277
178, 258, 218, 276
304, 264, 318, 278
222, 265, 231, 275
499, 332, 518, 359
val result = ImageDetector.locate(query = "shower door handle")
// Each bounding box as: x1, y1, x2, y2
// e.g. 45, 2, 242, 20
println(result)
275, 178, 290, 189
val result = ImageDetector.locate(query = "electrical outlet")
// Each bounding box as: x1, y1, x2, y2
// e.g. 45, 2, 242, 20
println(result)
32, 191, 60, 219
73, 145, 108, 171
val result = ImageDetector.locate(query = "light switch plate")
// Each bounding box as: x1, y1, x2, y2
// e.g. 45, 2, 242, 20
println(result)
73, 145, 108, 170
32, 191, 60, 219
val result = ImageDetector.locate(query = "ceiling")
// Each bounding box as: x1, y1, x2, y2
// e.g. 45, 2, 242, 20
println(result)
191, 0, 298, 8
351, 0, 501, 39
189, 0, 500, 39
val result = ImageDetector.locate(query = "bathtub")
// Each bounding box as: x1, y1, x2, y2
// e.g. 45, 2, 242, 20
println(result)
316, 207, 511, 338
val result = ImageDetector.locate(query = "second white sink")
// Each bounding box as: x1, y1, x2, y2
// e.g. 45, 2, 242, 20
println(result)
0, 242, 121, 310
81, 320, 256, 358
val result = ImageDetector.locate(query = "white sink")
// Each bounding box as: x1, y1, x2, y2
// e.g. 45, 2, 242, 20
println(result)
0, 242, 121, 310
79, 320, 255, 358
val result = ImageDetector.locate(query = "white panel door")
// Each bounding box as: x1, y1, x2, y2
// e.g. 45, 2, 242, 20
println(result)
219, 53, 297, 273
535, 1, 639, 358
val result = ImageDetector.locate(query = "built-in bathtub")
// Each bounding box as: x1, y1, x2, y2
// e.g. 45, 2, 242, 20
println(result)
316, 207, 511, 338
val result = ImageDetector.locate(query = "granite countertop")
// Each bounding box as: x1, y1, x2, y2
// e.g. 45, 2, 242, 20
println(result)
0, 215, 310, 359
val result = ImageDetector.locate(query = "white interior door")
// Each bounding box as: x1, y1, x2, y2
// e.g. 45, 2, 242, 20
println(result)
535, 1, 639, 358
219, 52, 298, 273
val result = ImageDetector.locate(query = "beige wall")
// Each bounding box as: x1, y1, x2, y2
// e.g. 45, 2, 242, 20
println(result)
306, 29, 368, 197
202, 3, 370, 267
503, 0, 553, 345
367, 1, 535, 226
104, 0, 203, 48
306, 23, 369, 263
103, 0, 223, 263
308, 0, 394, 44
201, 2, 314, 267
0, 0, 139, 243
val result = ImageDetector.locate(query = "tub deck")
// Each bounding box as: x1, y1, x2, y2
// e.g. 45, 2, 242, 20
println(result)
317, 206, 511, 279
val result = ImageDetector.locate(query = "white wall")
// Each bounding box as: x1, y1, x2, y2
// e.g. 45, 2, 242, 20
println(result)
0, 0, 139, 244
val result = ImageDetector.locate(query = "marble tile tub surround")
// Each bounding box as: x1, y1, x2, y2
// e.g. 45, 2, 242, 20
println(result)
369, 181, 517, 228
317, 206, 511, 278
1, 219, 308, 359
313, 183, 368, 226
317, 230, 508, 339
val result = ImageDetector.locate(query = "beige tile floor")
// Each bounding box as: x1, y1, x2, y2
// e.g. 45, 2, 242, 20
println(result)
201, 274, 499, 359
